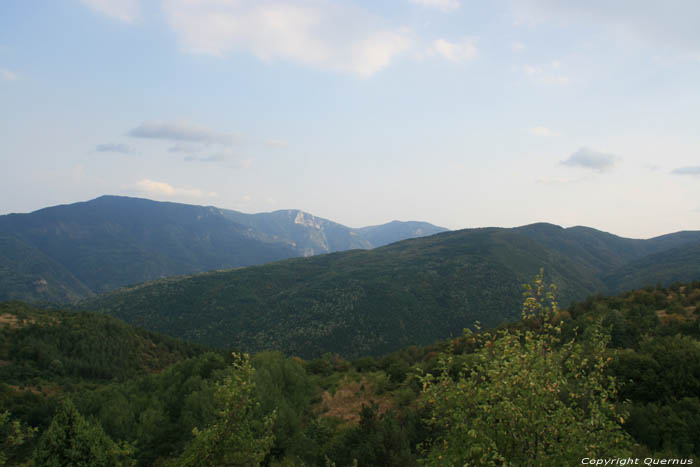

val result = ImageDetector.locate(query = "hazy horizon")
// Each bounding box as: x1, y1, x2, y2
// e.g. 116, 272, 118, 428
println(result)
2, 1, 699, 238
2, 192, 693, 241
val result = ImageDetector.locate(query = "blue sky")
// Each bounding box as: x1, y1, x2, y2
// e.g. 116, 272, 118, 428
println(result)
1, 0, 699, 238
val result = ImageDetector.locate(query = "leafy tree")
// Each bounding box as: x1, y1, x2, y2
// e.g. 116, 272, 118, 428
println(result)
251, 351, 316, 462
33, 398, 131, 467
419, 271, 634, 466
328, 402, 422, 467
174, 353, 275, 467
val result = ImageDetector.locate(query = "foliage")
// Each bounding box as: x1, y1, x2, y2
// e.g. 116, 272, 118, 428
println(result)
174, 353, 275, 467
0, 410, 36, 466
250, 352, 317, 461
33, 398, 132, 466
71, 352, 229, 466
419, 271, 634, 465
327, 403, 424, 467
0, 301, 207, 386
1, 281, 699, 464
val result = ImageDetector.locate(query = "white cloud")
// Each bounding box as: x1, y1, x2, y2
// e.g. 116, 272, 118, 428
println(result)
161, 0, 412, 77
511, 41, 525, 52
410, 0, 460, 11
433, 38, 478, 62
128, 120, 239, 145
561, 147, 618, 173
81, 0, 141, 23
515, 62, 569, 85
1, 70, 18, 81
671, 166, 700, 176
527, 126, 556, 136
134, 178, 218, 198
521, 64, 542, 76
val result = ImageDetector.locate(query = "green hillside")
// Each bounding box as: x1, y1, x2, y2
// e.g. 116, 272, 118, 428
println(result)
605, 242, 700, 292
80, 224, 700, 358
3, 282, 699, 466
0, 234, 93, 304
356, 220, 448, 247
0, 301, 208, 386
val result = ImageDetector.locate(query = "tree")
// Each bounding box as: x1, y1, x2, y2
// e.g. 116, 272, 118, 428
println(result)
33, 398, 131, 467
0, 410, 36, 466
174, 353, 275, 467
419, 270, 634, 466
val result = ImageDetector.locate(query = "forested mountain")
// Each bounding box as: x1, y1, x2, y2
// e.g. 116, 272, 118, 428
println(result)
0, 196, 447, 303
2, 282, 699, 465
0, 301, 208, 386
604, 242, 700, 292
80, 224, 700, 358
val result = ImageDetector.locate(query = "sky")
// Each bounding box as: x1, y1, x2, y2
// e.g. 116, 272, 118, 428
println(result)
1, 0, 699, 238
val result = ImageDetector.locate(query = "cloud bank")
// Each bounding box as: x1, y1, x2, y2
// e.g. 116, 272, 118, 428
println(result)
81, 0, 141, 23
561, 147, 617, 172
128, 121, 238, 145
433, 38, 478, 62
161, 0, 412, 77
671, 166, 700, 176
134, 178, 218, 199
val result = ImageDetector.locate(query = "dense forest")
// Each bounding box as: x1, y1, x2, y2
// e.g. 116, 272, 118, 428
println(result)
2, 277, 699, 465
80, 224, 700, 358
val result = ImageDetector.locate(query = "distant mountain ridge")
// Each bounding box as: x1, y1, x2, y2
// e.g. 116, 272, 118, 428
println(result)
79, 222, 700, 358
0, 195, 448, 302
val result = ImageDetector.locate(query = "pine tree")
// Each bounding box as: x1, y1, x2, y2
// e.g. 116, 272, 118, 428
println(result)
0, 410, 35, 466
33, 398, 131, 467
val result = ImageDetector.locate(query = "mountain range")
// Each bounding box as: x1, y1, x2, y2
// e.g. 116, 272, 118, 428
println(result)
2, 195, 700, 358
0, 195, 447, 303
78, 222, 700, 358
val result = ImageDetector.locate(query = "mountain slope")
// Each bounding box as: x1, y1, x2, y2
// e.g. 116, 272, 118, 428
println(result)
79, 224, 700, 358
0, 233, 94, 303
604, 242, 700, 292
0, 196, 299, 297
0, 301, 208, 384
514, 223, 650, 273
220, 209, 372, 255
0, 196, 446, 302
356, 220, 449, 247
